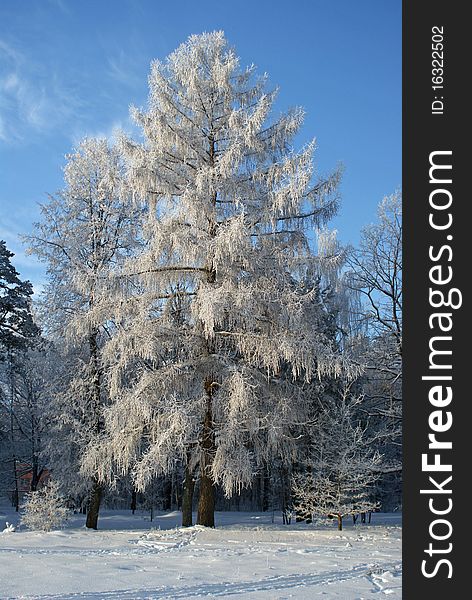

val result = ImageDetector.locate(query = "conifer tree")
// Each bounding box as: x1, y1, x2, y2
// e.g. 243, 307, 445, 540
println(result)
0, 241, 38, 511
0, 241, 37, 357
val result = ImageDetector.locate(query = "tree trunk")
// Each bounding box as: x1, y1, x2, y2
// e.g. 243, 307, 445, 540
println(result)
262, 464, 270, 512
80, 499, 87, 514
173, 469, 181, 509
182, 462, 195, 527
86, 329, 103, 529
196, 141, 219, 528
280, 465, 292, 524
337, 514, 343, 531
197, 461, 215, 527
30, 450, 42, 492
9, 352, 19, 512
12, 458, 19, 512
86, 479, 102, 529
131, 488, 137, 514
162, 478, 172, 511
197, 390, 215, 527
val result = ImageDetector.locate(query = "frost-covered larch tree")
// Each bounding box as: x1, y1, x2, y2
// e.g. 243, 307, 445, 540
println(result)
26, 138, 141, 529
84, 31, 355, 527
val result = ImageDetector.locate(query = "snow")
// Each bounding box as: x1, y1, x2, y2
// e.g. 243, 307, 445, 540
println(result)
0, 508, 401, 599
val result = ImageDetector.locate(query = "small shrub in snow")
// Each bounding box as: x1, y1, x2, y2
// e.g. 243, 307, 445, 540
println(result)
1, 522, 16, 534
20, 480, 70, 532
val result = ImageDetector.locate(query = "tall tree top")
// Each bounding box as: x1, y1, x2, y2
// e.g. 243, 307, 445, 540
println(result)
121, 30, 341, 233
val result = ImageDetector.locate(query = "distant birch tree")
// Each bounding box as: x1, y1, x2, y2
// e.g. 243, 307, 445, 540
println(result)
82, 32, 357, 527
346, 192, 402, 355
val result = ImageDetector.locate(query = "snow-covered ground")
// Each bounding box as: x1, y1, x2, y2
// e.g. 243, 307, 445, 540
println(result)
0, 507, 401, 599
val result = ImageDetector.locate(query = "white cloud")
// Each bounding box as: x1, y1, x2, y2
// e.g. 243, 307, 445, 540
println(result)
0, 38, 22, 63
0, 114, 7, 141
46, 0, 71, 14
107, 49, 144, 89
1, 71, 46, 131
0, 37, 85, 143
3, 71, 19, 90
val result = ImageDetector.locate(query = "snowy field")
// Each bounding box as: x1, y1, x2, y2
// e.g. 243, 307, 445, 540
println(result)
0, 508, 401, 599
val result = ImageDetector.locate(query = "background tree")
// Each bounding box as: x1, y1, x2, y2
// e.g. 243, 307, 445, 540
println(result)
292, 386, 381, 531
0, 241, 39, 510
344, 192, 402, 508
26, 137, 141, 529
346, 192, 402, 353
1, 341, 55, 495
0, 240, 38, 357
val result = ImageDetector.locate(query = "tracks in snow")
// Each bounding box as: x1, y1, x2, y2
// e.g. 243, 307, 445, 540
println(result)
7, 562, 402, 599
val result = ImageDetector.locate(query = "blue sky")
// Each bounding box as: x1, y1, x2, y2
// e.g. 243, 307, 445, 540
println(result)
0, 0, 401, 292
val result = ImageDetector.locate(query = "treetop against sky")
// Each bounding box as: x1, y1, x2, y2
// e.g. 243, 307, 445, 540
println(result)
0, 0, 401, 292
